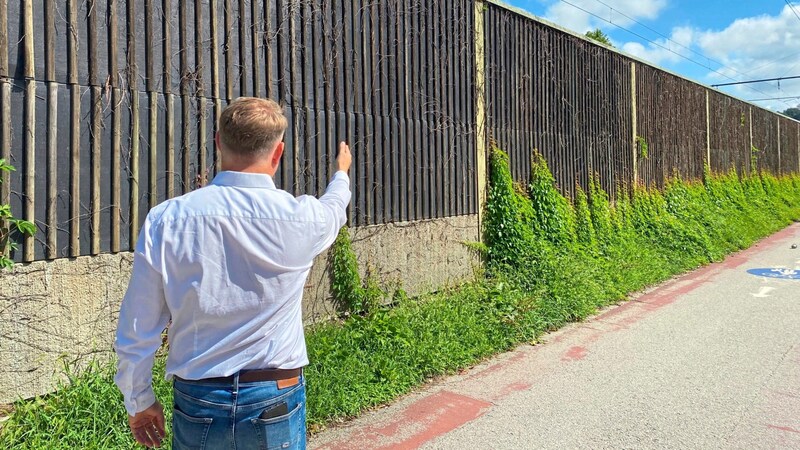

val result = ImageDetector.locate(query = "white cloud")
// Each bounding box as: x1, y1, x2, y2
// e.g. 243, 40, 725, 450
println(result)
543, 0, 668, 33
621, 26, 695, 66
695, 5, 800, 110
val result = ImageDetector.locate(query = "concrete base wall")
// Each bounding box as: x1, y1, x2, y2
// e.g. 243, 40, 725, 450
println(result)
0, 215, 479, 404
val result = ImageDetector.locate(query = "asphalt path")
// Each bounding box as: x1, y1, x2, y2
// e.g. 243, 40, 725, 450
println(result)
310, 223, 800, 449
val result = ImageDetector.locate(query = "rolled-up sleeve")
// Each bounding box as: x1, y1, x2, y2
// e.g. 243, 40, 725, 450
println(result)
114, 215, 170, 416
312, 170, 352, 256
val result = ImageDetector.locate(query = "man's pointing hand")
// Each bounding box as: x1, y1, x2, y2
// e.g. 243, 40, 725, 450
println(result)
337, 141, 352, 173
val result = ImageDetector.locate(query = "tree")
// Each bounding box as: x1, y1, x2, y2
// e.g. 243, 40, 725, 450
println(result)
585, 28, 613, 47
781, 106, 800, 121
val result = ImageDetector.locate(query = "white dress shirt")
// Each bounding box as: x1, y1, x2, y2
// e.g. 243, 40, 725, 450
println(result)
114, 170, 351, 415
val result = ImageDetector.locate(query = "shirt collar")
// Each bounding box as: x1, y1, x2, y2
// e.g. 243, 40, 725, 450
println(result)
211, 171, 277, 189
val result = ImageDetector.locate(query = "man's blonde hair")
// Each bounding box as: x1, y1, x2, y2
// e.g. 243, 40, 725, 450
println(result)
218, 97, 288, 157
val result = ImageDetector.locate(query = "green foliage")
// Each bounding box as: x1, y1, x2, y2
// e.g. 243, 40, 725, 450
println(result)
585, 28, 613, 47
750, 145, 760, 172
0, 358, 173, 450
330, 228, 385, 315
330, 227, 365, 313
573, 183, 596, 246
0, 159, 36, 269
483, 148, 537, 272
636, 136, 649, 159
527, 150, 575, 244
462, 240, 488, 259
588, 174, 612, 241
780, 106, 800, 121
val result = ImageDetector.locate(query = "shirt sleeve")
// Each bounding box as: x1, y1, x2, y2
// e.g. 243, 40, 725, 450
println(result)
114, 214, 170, 416
311, 170, 352, 256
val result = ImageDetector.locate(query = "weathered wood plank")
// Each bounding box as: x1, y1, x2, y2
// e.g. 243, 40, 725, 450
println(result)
44, 0, 57, 257
109, 0, 120, 252
22, 0, 36, 260
128, 0, 141, 245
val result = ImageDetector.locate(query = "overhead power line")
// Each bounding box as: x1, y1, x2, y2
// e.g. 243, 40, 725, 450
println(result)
711, 75, 800, 87
589, 0, 723, 68
556, 0, 795, 108
785, 0, 800, 23
748, 95, 800, 102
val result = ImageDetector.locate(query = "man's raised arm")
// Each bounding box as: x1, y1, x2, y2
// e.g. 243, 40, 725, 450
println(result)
312, 141, 353, 256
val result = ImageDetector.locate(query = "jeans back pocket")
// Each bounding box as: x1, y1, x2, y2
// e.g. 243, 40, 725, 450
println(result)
250, 402, 304, 450
172, 407, 214, 450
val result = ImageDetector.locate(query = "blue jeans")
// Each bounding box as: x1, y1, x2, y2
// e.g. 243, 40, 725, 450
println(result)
171, 373, 306, 450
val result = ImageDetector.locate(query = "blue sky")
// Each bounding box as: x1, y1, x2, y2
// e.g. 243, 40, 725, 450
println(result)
502, 0, 800, 111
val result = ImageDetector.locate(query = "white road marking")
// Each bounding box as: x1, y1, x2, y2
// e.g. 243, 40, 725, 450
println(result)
751, 286, 777, 298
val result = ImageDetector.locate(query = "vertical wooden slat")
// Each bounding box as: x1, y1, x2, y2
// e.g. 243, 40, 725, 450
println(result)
276, 0, 290, 187
68, 0, 80, 256
388, 0, 402, 222
0, 0, 6, 79
144, 0, 158, 225
264, 0, 272, 99
0, 0, 8, 219
22, 0, 36, 261
425, 2, 435, 219
87, 1, 102, 254
109, 0, 121, 252
475, 0, 487, 228
129, 0, 141, 245
45, 0, 58, 258
180, 0, 191, 193
238, 0, 248, 95
777, 117, 781, 174
343, 0, 356, 221
631, 62, 638, 185
433, 1, 444, 218
749, 107, 753, 173
211, 0, 222, 174
401, 1, 414, 221
196, 0, 207, 185
411, 0, 422, 220
163, 0, 175, 199
251, 0, 261, 96
289, 0, 300, 195
361, 1, 374, 223
224, 0, 234, 100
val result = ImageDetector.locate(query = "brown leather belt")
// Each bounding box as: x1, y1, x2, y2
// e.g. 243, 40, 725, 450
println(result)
176, 368, 302, 387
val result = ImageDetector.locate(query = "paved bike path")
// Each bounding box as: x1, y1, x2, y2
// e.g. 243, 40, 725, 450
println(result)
310, 224, 800, 449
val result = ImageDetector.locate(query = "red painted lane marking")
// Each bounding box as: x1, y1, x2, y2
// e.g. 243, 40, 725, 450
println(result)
491, 381, 533, 401
562, 346, 588, 361
317, 391, 492, 450
767, 424, 800, 434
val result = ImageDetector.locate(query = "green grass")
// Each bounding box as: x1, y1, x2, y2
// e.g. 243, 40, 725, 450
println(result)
3, 149, 800, 448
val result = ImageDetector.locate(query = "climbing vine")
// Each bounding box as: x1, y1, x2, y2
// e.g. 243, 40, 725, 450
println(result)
0, 160, 36, 269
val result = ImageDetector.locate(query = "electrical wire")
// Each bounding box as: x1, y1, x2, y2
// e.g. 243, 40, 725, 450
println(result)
590, 0, 800, 80
557, 0, 795, 108
784, 0, 800, 23
711, 75, 800, 87
589, 0, 721, 69
748, 95, 800, 101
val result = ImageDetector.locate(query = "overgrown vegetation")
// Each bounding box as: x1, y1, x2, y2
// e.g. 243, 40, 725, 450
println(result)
4, 146, 800, 448
636, 136, 649, 159
0, 159, 36, 269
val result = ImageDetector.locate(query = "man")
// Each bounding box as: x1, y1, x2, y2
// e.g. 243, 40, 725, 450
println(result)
114, 97, 352, 449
